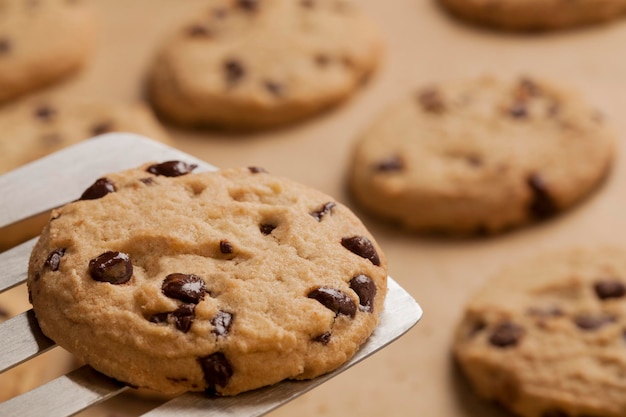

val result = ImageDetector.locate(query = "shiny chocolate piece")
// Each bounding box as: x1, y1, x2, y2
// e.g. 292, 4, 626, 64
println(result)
150, 304, 196, 333
147, 160, 197, 177
199, 352, 233, 392
527, 173, 557, 219
313, 332, 331, 345
310, 201, 336, 222
308, 287, 356, 318
349, 274, 376, 312
488, 322, 524, 348
260, 223, 276, 235
211, 311, 233, 337
80, 177, 116, 201
341, 236, 380, 266
219, 240, 234, 254
162, 273, 207, 304
44, 248, 66, 271
88, 251, 133, 285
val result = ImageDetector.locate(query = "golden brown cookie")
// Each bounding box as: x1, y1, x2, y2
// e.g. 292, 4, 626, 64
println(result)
347, 76, 615, 235
27, 164, 387, 396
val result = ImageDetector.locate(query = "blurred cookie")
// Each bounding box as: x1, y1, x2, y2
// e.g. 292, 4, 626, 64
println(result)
347, 76, 615, 235
454, 247, 626, 417
28, 165, 387, 396
439, 0, 626, 31
0, 98, 170, 251
148, 0, 383, 130
0, 0, 96, 103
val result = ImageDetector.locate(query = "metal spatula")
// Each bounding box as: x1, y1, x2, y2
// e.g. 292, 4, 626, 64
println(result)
0, 134, 422, 417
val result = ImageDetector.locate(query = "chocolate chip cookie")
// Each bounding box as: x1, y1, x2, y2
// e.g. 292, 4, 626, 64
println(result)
147, 0, 383, 130
0, 0, 96, 103
347, 76, 615, 235
439, 0, 626, 31
454, 247, 626, 417
27, 164, 387, 396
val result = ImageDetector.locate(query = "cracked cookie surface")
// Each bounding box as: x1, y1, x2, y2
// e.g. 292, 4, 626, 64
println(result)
347, 76, 615, 235
27, 164, 387, 396
454, 247, 626, 417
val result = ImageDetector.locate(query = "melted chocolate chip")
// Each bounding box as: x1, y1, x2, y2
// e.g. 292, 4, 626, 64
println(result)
488, 322, 524, 348
150, 304, 195, 332
417, 87, 446, 113
237, 0, 259, 11
147, 161, 197, 177
527, 174, 557, 219
44, 248, 66, 271
349, 274, 376, 312
211, 311, 233, 337
139, 177, 155, 185
310, 202, 336, 222
79, 177, 116, 201
219, 240, 233, 254
260, 223, 276, 235
264, 80, 285, 97
186, 24, 212, 37
224, 59, 245, 85
593, 280, 626, 300
88, 251, 133, 285
34, 105, 56, 121
374, 155, 404, 172
162, 273, 207, 304
199, 352, 233, 392
313, 332, 331, 344
0, 38, 10, 55
248, 166, 267, 174
91, 121, 114, 136
308, 287, 356, 318
341, 236, 380, 266
573, 314, 615, 331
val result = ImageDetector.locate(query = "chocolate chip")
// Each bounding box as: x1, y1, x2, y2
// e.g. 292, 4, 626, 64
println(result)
0, 38, 10, 55
349, 274, 376, 313
264, 80, 285, 97
211, 311, 233, 337
199, 352, 233, 392
341, 236, 380, 266
508, 102, 528, 118
34, 105, 56, 121
527, 173, 557, 219
147, 161, 197, 177
310, 202, 336, 222
91, 121, 114, 136
237, 0, 259, 11
162, 273, 207, 304
417, 87, 446, 113
79, 177, 116, 201
593, 280, 626, 300
488, 322, 524, 348
44, 248, 66, 271
219, 240, 233, 254
88, 251, 133, 285
308, 287, 356, 318
224, 59, 245, 85
573, 314, 614, 331
248, 166, 267, 173
150, 304, 196, 332
313, 332, 331, 344
186, 24, 212, 37
374, 155, 404, 172
139, 177, 155, 185
260, 223, 276, 235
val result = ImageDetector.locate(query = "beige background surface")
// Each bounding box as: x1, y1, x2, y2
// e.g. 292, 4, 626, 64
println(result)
7, 0, 626, 416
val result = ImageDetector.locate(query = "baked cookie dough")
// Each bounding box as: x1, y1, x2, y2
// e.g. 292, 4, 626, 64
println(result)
148, 0, 383, 130
27, 164, 387, 396
0, 0, 96, 103
439, 0, 626, 31
347, 76, 615, 235
454, 247, 626, 417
